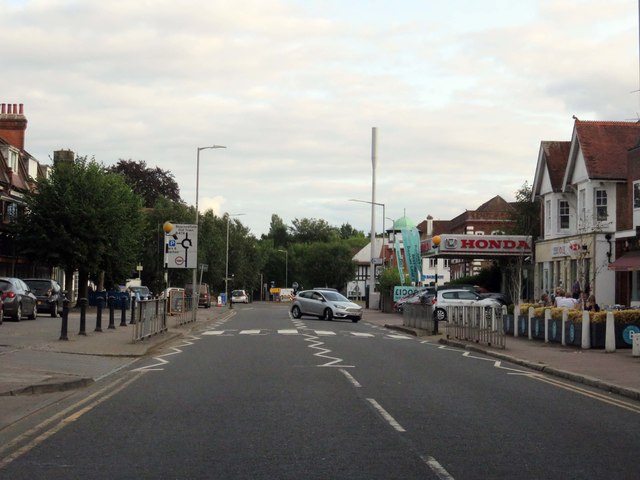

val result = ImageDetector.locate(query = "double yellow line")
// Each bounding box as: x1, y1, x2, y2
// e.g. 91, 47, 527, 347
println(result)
0, 371, 145, 470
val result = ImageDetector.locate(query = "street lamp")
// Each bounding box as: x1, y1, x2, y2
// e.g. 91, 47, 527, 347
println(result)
349, 198, 386, 262
277, 249, 288, 288
226, 212, 245, 307
193, 145, 226, 320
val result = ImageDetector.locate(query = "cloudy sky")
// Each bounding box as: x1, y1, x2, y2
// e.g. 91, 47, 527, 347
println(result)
2, 0, 638, 236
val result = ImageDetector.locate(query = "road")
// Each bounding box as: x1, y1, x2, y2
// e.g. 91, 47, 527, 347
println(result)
1, 303, 639, 479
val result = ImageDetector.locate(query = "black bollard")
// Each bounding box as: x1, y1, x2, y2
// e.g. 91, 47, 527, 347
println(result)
95, 296, 104, 332
108, 296, 116, 329
60, 298, 70, 341
78, 298, 88, 336
120, 297, 128, 326
130, 297, 136, 325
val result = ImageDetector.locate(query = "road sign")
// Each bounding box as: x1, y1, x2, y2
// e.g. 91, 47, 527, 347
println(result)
164, 223, 198, 269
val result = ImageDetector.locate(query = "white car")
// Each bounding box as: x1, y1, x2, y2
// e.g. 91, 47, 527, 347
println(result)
432, 288, 502, 321
231, 289, 249, 304
290, 289, 362, 322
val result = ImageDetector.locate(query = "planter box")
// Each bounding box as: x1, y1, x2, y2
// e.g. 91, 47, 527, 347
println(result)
531, 317, 545, 340
517, 315, 528, 336
618, 323, 640, 348
564, 321, 582, 346
503, 315, 515, 335
547, 318, 562, 343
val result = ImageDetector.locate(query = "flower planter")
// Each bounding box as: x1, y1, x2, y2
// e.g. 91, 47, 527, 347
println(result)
547, 318, 562, 343
589, 323, 606, 349
531, 317, 545, 340
615, 323, 640, 349
517, 315, 528, 336
503, 315, 515, 335
564, 321, 582, 346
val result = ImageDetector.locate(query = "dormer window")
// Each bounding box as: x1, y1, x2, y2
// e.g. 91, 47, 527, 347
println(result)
8, 148, 18, 171
558, 199, 570, 230
595, 189, 608, 221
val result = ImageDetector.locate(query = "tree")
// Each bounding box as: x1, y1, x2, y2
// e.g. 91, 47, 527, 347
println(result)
18, 156, 145, 301
339, 223, 365, 240
262, 214, 289, 248
294, 241, 355, 290
290, 218, 339, 243
108, 159, 182, 207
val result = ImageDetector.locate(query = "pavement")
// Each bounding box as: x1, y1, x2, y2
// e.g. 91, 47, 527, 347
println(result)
0, 303, 639, 409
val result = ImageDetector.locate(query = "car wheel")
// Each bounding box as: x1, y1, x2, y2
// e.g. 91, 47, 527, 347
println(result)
434, 308, 446, 322
351, 318, 359, 323
13, 304, 22, 321
28, 304, 37, 320
291, 305, 302, 319
51, 304, 58, 318
323, 308, 333, 321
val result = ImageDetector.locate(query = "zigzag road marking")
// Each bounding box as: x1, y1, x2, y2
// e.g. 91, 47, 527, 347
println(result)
132, 335, 200, 372
303, 334, 354, 368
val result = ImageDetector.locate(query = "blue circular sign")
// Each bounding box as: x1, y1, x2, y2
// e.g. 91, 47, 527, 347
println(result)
569, 323, 575, 343
622, 325, 640, 345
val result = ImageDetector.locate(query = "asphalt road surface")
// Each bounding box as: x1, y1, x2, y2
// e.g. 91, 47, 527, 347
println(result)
1, 303, 639, 479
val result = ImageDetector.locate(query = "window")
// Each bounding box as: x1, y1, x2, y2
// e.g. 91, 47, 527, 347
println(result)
9, 149, 18, 171
595, 189, 607, 221
634, 182, 640, 209
579, 189, 586, 224
545, 200, 551, 233
429, 258, 437, 268
558, 200, 570, 230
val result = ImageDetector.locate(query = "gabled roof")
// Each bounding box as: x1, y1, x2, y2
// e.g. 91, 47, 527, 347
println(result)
564, 120, 640, 187
531, 141, 571, 199
476, 195, 513, 213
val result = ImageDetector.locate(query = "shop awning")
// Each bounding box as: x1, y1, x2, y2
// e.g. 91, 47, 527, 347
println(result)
608, 250, 640, 271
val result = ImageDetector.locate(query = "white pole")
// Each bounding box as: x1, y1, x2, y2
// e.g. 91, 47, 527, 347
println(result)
369, 127, 377, 308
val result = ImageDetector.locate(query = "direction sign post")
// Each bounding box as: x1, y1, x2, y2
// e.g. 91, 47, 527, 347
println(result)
164, 224, 198, 269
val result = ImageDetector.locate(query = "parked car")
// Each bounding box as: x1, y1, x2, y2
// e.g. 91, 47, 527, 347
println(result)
185, 283, 212, 308
231, 289, 249, 304
393, 287, 433, 312
128, 285, 152, 301
291, 288, 362, 322
23, 278, 65, 318
0, 277, 38, 321
432, 288, 502, 321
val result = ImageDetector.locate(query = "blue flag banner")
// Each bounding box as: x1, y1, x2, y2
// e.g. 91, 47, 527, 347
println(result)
394, 237, 405, 285
402, 227, 422, 284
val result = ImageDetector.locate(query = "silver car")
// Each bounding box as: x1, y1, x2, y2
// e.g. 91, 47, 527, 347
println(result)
290, 289, 362, 322
433, 288, 502, 321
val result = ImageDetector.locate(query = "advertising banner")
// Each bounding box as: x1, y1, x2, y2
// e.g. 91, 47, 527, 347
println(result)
402, 227, 422, 284
394, 238, 405, 285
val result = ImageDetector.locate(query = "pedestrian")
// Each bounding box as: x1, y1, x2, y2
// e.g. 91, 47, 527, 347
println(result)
584, 294, 600, 312
539, 293, 552, 307
572, 279, 581, 300
554, 288, 578, 308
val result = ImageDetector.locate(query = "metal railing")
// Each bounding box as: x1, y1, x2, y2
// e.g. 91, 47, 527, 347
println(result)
444, 305, 506, 349
403, 303, 438, 334
132, 299, 168, 342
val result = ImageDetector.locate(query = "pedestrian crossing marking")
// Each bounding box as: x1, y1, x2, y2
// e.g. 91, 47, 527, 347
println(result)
278, 329, 300, 335
202, 329, 414, 340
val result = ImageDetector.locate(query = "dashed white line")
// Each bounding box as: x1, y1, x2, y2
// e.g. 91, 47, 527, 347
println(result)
339, 369, 362, 387
420, 455, 456, 480
366, 398, 406, 432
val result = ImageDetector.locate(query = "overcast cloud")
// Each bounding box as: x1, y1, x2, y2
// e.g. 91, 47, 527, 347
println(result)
1, 0, 638, 236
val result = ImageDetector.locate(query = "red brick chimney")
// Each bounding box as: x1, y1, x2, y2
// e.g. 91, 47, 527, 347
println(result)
0, 103, 28, 150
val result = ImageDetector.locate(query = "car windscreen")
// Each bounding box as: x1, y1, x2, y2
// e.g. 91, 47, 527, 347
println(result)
321, 291, 349, 302
24, 280, 53, 295
231, 290, 244, 296
0, 280, 13, 292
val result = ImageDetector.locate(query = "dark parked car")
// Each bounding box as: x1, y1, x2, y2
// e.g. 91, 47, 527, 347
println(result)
0, 277, 38, 321
23, 278, 65, 318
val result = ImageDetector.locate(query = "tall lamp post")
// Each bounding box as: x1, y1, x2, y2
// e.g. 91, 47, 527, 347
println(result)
193, 145, 226, 320
226, 212, 245, 307
349, 198, 386, 266
277, 249, 288, 288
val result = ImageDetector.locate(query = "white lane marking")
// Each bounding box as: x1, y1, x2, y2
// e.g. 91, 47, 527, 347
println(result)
133, 335, 199, 372
239, 329, 262, 335
314, 330, 336, 336
340, 369, 362, 387
304, 334, 353, 368
366, 398, 406, 432
278, 329, 300, 335
351, 332, 374, 337
420, 455, 456, 480
386, 334, 412, 340
202, 330, 225, 335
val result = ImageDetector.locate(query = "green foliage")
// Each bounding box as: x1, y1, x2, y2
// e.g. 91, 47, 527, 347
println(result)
449, 263, 501, 291
18, 156, 144, 295
508, 181, 540, 238
293, 241, 355, 290
290, 217, 339, 243
378, 267, 409, 294
108, 159, 182, 207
